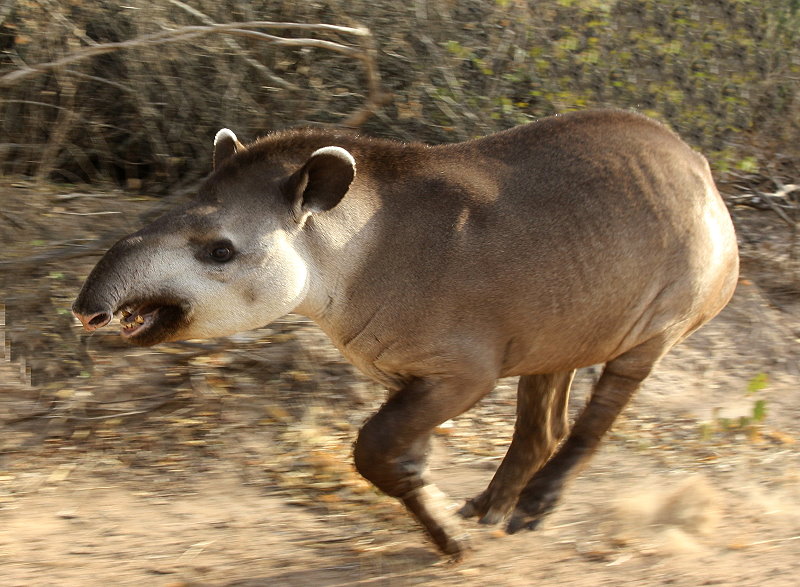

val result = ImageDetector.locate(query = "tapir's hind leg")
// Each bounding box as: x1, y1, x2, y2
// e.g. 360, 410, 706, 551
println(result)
459, 370, 575, 524
506, 338, 670, 534
353, 375, 495, 558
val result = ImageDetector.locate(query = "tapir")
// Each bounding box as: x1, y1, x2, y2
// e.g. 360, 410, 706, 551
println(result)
73, 109, 739, 558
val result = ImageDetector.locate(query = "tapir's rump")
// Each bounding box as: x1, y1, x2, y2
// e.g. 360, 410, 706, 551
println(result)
73, 109, 738, 558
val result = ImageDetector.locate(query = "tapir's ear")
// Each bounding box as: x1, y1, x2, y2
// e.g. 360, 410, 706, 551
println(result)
284, 146, 356, 214
213, 128, 245, 170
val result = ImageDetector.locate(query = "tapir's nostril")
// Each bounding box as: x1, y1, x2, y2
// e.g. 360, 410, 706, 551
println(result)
73, 309, 112, 332
88, 312, 111, 327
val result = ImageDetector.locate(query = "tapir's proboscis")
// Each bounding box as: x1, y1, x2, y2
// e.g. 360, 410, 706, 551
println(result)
73, 110, 739, 558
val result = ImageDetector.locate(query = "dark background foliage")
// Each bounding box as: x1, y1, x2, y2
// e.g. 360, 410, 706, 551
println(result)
1, 0, 798, 191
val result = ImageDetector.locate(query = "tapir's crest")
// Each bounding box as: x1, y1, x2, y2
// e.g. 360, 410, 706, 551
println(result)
74, 110, 739, 558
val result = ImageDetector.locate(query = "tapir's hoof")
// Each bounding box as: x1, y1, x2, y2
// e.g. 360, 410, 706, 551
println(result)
435, 531, 472, 561
458, 490, 515, 526
426, 515, 472, 561
403, 485, 472, 560
506, 511, 545, 534
505, 485, 561, 534
457, 497, 483, 519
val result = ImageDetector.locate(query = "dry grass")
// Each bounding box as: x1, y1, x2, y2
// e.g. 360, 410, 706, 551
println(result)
1, 0, 798, 191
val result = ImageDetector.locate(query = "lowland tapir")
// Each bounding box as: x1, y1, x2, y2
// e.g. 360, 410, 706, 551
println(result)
73, 109, 739, 558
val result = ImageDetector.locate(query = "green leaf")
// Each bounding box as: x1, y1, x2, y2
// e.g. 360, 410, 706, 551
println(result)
752, 399, 767, 422
737, 156, 759, 173
747, 373, 769, 394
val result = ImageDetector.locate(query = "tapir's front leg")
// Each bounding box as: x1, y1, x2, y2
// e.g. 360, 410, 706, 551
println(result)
353, 375, 495, 558
459, 370, 575, 524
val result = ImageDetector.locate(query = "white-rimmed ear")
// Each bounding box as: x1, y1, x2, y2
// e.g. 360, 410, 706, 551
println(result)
213, 128, 245, 170
283, 146, 356, 218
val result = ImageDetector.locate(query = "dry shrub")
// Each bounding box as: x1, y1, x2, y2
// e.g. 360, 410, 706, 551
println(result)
1, 0, 798, 191
0, 0, 379, 189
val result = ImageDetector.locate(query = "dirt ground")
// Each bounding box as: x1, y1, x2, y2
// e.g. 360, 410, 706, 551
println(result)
1, 180, 798, 586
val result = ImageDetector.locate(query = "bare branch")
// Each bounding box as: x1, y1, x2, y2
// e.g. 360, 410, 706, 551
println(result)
0, 237, 121, 270
213, 28, 362, 57
341, 27, 393, 128
0, 21, 370, 88
62, 70, 136, 94
52, 211, 122, 216
167, 0, 297, 91
34, 71, 78, 181
1, 100, 135, 134
759, 190, 798, 228
0, 19, 388, 127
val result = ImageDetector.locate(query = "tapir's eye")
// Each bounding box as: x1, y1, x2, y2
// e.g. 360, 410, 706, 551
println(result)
209, 242, 235, 262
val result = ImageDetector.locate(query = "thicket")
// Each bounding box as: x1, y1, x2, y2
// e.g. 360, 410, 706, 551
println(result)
1, 0, 799, 190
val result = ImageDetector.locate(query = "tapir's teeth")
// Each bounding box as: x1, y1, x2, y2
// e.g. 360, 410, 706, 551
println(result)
134, 315, 144, 324
121, 310, 132, 318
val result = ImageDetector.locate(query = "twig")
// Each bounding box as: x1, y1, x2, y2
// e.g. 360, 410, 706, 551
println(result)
34, 69, 78, 181
758, 186, 799, 229
4, 390, 182, 425
167, 0, 298, 91
91, 391, 178, 406
53, 193, 119, 200
62, 70, 136, 94
0, 19, 388, 127
761, 196, 796, 228
51, 210, 122, 216
0, 100, 129, 134
0, 237, 120, 269
341, 28, 393, 128
0, 22, 370, 88
62, 408, 162, 421
41, 0, 98, 47
4, 409, 53, 425
200, 28, 362, 57
773, 184, 799, 199
748, 535, 800, 546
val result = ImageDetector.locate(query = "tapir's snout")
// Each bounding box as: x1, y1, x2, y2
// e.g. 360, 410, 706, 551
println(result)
72, 235, 193, 346
72, 306, 113, 332
73, 272, 118, 332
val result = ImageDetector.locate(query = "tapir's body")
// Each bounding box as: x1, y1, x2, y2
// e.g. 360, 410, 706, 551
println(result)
73, 110, 739, 558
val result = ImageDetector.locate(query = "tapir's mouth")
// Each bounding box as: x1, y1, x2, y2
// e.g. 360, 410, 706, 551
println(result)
115, 302, 187, 346
119, 305, 159, 339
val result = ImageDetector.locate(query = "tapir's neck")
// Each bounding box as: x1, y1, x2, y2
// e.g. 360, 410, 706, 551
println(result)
291, 191, 379, 328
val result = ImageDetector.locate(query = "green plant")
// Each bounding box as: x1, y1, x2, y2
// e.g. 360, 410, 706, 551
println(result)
701, 373, 770, 441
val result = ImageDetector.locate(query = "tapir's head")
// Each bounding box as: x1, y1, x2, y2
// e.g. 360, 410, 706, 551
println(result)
72, 129, 355, 345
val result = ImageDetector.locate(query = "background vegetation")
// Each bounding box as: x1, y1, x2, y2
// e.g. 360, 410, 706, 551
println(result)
1, 0, 799, 190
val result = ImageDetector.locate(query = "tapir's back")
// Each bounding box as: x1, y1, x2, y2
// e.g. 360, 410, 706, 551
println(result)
336, 110, 739, 377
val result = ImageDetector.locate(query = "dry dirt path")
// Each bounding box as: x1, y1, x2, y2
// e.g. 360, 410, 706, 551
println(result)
1, 182, 798, 586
